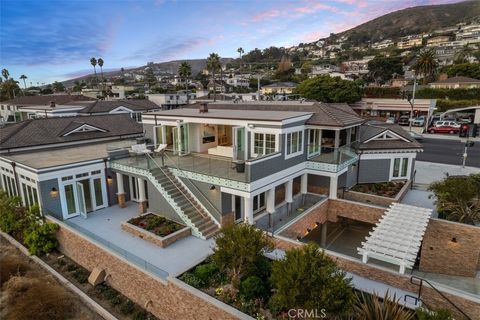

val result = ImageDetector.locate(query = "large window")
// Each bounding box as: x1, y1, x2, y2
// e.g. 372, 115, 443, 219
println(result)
253, 192, 265, 213
392, 157, 409, 179
253, 133, 276, 156
308, 129, 321, 156
21, 183, 38, 207
286, 131, 303, 157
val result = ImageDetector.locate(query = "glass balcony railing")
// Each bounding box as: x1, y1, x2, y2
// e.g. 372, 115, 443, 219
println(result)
307, 143, 358, 165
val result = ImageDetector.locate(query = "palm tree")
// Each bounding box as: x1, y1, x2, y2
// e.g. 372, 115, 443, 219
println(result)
454, 45, 473, 64
237, 47, 244, 59
98, 58, 104, 87
90, 57, 97, 87
19, 75, 28, 90
206, 53, 221, 102
413, 49, 438, 84
2, 68, 9, 81
178, 61, 192, 90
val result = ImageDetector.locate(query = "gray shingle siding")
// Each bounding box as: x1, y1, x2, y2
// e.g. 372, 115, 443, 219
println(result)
178, 178, 223, 222
248, 132, 307, 181
39, 179, 63, 219
146, 179, 183, 224
358, 159, 390, 183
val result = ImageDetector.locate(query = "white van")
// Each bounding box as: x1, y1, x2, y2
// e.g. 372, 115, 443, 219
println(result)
434, 120, 460, 128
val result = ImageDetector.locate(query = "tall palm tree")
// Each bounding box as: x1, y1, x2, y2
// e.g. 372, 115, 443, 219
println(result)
413, 49, 438, 84
206, 53, 221, 102
90, 57, 98, 87
19, 75, 28, 90
98, 58, 105, 86
178, 61, 192, 90
2, 68, 9, 81
237, 47, 244, 59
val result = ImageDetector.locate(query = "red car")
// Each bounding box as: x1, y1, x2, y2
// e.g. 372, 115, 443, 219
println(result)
428, 126, 460, 134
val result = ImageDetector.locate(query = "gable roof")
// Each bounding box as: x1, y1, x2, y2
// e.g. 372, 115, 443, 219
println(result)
0, 114, 143, 152
431, 76, 480, 84
262, 82, 297, 88
189, 102, 364, 127
358, 121, 423, 151
1, 94, 96, 105
79, 99, 159, 114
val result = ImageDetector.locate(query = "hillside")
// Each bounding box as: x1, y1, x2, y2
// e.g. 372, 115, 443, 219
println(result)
336, 0, 480, 45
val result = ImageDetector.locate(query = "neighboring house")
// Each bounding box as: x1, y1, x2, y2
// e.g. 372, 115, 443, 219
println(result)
357, 121, 423, 183
207, 80, 230, 93
225, 76, 250, 88
78, 99, 160, 122
0, 114, 143, 218
426, 35, 451, 47
0, 95, 96, 124
111, 85, 137, 99
429, 76, 480, 89
146, 93, 196, 110
261, 82, 297, 94
396, 36, 423, 49
351, 98, 437, 120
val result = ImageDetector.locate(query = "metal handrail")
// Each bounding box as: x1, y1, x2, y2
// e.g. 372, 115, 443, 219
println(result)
409, 275, 472, 320
161, 151, 221, 218
146, 153, 207, 218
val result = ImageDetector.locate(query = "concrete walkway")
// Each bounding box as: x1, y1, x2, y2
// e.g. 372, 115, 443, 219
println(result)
414, 161, 480, 186
68, 203, 214, 277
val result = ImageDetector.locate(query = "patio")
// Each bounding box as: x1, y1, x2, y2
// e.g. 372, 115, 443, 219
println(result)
66, 203, 214, 277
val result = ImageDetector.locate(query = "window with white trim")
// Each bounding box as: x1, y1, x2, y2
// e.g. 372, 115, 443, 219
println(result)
253, 133, 276, 156
253, 192, 265, 213
286, 131, 303, 157
130, 112, 142, 122
392, 157, 409, 179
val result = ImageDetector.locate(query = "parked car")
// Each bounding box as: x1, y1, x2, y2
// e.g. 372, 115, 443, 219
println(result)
385, 117, 395, 124
398, 116, 409, 126
408, 131, 424, 141
434, 120, 461, 128
412, 116, 425, 127
428, 126, 460, 134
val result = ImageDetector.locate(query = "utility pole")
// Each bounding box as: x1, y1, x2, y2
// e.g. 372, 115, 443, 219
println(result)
408, 77, 417, 132
257, 74, 261, 101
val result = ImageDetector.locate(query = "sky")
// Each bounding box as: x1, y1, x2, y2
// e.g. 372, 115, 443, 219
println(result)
0, 0, 464, 84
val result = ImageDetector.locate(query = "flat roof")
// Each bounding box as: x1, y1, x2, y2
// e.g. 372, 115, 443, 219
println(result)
2, 140, 134, 170
146, 108, 313, 121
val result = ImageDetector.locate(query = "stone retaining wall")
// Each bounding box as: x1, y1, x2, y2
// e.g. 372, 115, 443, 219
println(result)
420, 218, 480, 277
121, 222, 191, 248
52, 219, 250, 320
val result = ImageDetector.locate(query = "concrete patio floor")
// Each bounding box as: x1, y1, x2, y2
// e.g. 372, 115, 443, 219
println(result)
67, 203, 214, 277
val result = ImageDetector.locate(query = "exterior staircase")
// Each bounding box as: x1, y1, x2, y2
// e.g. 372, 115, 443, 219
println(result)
150, 167, 220, 239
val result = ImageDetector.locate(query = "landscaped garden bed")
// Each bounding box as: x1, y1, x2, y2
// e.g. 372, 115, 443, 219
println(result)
42, 249, 157, 320
122, 213, 190, 248
351, 181, 406, 198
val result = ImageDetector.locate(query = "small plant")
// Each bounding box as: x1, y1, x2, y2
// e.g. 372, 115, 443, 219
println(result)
132, 309, 151, 320
353, 291, 414, 320
193, 262, 219, 287
95, 283, 109, 294
145, 215, 166, 230
56, 259, 66, 267
109, 295, 122, 306
102, 287, 118, 301
179, 273, 203, 288
72, 269, 89, 284
66, 264, 78, 272
239, 276, 267, 301
120, 299, 136, 315
416, 307, 453, 320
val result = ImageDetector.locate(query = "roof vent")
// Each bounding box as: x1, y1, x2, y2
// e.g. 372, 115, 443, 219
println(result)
50, 101, 56, 108
199, 103, 208, 113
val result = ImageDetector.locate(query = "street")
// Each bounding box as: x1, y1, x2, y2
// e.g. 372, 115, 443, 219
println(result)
417, 138, 480, 168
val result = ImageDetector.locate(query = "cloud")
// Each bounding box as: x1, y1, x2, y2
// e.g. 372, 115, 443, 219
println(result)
125, 35, 223, 62
0, 2, 116, 66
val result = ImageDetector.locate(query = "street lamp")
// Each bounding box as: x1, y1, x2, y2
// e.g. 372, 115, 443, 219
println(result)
407, 76, 417, 133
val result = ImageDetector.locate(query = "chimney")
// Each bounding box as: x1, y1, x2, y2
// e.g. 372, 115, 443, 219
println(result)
50, 101, 56, 108
199, 103, 208, 113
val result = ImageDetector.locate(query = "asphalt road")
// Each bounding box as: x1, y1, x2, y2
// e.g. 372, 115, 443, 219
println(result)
417, 138, 480, 168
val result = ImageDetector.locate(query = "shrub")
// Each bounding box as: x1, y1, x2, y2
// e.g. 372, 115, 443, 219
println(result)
66, 263, 78, 272
212, 224, 274, 288
120, 300, 136, 315
239, 276, 267, 301
72, 269, 89, 284
180, 273, 203, 288
416, 307, 453, 320
23, 222, 59, 255
102, 287, 118, 301
109, 295, 122, 305
269, 243, 354, 317
353, 291, 414, 320
193, 262, 219, 287
145, 215, 166, 230
132, 310, 151, 320
0, 192, 25, 234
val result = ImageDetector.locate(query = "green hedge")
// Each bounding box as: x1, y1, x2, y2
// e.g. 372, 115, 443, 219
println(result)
364, 87, 401, 98
416, 88, 480, 100
435, 99, 480, 112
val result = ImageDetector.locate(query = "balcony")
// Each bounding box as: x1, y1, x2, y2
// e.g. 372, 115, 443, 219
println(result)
306, 144, 358, 173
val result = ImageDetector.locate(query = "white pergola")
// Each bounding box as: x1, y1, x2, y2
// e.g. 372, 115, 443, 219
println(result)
357, 203, 432, 274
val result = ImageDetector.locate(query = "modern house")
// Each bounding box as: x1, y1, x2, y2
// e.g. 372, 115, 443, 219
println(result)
146, 93, 196, 110
0, 114, 143, 220
0, 94, 95, 124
